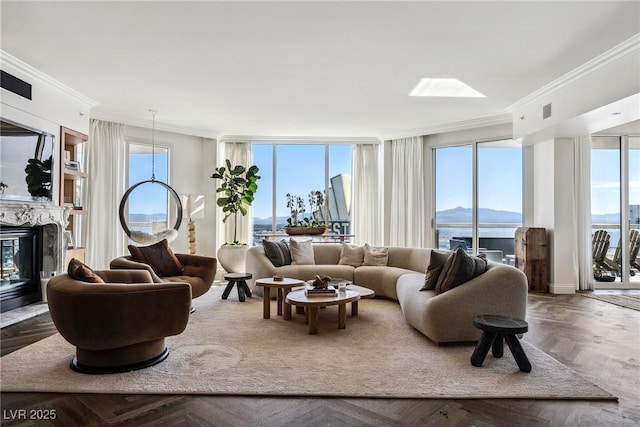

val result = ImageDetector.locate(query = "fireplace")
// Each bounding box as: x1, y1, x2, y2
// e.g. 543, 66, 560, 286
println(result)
0, 203, 70, 312
1, 226, 43, 311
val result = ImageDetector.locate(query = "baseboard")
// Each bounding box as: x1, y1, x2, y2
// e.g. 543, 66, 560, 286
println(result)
549, 283, 576, 294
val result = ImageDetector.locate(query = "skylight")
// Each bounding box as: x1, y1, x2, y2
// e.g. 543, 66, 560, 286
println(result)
409, 78, 486, 98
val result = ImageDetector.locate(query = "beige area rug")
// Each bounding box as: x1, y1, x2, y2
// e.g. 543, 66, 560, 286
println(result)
582, 293, 640, 311
1, 286, 615, 400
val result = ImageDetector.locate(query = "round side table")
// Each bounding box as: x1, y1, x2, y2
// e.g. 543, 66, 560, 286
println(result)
221, 272, 253, 302
470, 314, 531, 372
255, 277, 305, 319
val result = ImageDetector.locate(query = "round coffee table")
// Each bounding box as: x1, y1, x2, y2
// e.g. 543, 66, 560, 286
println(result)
255, 277, 305, 320
285, 289, 360, 334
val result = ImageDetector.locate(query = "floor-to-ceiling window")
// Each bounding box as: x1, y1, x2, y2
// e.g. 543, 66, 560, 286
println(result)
591, 136, 640, 287
434, 139, 522, 263
251, 143, 352, 244
434, 145, 473, 251
125, 143, 170, 238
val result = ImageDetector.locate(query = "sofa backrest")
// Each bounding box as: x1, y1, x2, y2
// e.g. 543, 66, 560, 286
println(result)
312, 243, 343, 264
386, 247, 431, 273
310, 243, 431, 273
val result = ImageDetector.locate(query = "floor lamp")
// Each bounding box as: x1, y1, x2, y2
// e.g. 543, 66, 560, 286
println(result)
181, 194, 205, 254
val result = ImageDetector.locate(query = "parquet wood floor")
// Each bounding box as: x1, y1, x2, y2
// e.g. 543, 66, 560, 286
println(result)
1, 292, 639, 426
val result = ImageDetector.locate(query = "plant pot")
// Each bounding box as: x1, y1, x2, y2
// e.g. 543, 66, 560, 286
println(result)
217, 245, 250, 273
284, 226, 326, 236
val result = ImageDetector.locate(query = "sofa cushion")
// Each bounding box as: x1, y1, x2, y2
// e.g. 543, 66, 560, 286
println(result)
128, 239, 184, 277
420, 250, 450, 291
67, 258, 105, 283
354, 266, 416, 300
289, 239, 315, 265
363, 243, 388, 266
262, 239, 292, 267
435, 248, 487, 294
338, 243, 364, 267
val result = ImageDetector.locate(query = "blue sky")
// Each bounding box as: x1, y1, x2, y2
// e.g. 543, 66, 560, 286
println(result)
251, 144, 352, 219
591, 147, 640, 216
435, 145, 523, 214
128, 152, 168, 214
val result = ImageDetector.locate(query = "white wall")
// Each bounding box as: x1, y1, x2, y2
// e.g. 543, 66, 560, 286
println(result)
123, 125, 218, 256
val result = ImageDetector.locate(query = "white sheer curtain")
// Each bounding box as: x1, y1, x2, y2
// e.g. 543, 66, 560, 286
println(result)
389, 136, 426, 247
221, 142, 252, 245
573, 135, 593, 290
86, 119, 127, 269
352, 144, 381, 246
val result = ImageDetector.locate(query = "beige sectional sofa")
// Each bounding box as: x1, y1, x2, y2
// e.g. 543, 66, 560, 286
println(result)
245, 244, 528, 343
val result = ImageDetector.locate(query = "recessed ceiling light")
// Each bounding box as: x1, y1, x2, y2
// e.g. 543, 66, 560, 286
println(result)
409, 78, 486, 98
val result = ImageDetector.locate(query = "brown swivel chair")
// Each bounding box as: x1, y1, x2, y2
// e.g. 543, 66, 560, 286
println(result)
110, 253, 216, 300
47, 269, 192, 374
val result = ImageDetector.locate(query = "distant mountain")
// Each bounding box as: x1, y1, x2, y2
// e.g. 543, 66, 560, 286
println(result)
592, 213, 623, 224
253, 216, 290, 225
128, 213, 167, 222
436, 207, 522, 223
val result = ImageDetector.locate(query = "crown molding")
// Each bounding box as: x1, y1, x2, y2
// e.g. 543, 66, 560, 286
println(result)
506, 33, 640, 113
381, 114, 512, 141
218, 135, 381, 144
90, 108, 221, 139
0, 50, 98, 108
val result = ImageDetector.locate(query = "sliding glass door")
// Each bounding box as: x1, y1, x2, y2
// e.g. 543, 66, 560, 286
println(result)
434, 140, 522, 263
591, 136, 639, 288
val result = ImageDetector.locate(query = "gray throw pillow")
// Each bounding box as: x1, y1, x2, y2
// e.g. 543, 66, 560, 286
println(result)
338, 243, 365, 267
420, 250, 450, 291
263, 239, 292, 267
363, 243, 388, 266
435, 248, 487, 294
289, 239, 316, 265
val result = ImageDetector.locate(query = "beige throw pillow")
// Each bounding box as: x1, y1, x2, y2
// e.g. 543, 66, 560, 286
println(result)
363, 243, 388, 266
289, 239, 316, 265
338, 243, 364, 267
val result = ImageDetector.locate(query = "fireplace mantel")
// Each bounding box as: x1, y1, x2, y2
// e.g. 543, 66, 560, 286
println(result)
0, 203, 70, 227
0, 203, 71, 273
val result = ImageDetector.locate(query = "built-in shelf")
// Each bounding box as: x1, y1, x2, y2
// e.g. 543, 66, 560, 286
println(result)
60, 126, 89, 265
63, 169, 88, 180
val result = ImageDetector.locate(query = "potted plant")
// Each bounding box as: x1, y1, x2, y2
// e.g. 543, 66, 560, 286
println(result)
284, 190, 327, 235
24, 156, 53, 201
211, 160, 260, 272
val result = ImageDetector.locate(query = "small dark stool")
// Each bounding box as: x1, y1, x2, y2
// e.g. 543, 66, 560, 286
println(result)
222, 273, 253, 302
470, 314, 531, 372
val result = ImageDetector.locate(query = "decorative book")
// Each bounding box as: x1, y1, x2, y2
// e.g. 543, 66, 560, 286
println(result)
304, 283, 336, 297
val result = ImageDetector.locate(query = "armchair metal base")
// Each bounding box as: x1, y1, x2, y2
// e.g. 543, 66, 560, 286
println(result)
70, 347, 169, 375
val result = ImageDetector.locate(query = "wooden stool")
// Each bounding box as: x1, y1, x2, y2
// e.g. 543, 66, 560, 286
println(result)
470, 314, 531, 372
222, 273, 253, 302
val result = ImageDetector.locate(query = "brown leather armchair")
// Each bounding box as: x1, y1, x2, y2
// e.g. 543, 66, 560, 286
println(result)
47, 269, 191, 374
110, 253, 216, 299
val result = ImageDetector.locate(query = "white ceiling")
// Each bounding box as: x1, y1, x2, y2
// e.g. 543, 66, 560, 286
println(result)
1, 1, 639, 139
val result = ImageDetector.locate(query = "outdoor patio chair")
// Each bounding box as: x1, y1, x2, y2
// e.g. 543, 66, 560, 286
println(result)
630, 229, 640, 272
603, 229, 640, 277
592, 229, 611, 273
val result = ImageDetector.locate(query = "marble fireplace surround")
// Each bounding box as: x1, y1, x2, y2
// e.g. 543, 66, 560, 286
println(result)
0, 203, 71, 274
